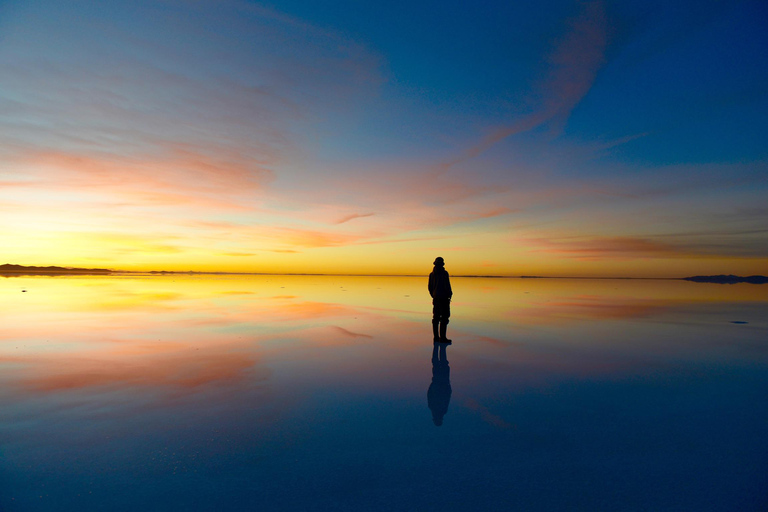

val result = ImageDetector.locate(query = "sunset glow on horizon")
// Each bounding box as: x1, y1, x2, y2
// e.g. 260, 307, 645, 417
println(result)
2, 0, 766, 277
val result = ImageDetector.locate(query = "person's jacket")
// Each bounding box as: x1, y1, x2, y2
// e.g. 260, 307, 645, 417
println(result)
428, 266, 453, 300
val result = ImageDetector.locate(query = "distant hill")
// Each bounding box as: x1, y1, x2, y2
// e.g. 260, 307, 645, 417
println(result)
683, 274, 768, 284
0, 264, 112, 274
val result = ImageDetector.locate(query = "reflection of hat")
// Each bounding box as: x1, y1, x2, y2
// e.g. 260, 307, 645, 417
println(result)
433, 257, 445, 266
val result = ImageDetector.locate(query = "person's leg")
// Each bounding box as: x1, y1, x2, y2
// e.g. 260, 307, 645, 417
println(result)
439, 320, 451, 342
439, 299, 451, 343
432, 300, 441, 341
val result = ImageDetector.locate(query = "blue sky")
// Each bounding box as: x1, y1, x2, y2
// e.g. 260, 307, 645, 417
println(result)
0, 0, 766, 275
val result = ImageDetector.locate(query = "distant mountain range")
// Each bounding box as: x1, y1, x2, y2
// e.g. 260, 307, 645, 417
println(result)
683, 274, 768, 284
0, 264, 112, 273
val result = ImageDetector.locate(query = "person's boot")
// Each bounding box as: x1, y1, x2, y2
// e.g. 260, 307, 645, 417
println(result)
439, 321, 452, 344
432, 319, 440, 342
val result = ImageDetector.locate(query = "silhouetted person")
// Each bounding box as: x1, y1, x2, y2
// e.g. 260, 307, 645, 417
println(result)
428, 256, 453, 343
428, 341, 452, 426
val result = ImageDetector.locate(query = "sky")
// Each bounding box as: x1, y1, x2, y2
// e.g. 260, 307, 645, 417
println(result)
1, 0, 766, 277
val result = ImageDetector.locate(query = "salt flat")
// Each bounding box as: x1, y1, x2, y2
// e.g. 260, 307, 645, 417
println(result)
1, 275, 766, 511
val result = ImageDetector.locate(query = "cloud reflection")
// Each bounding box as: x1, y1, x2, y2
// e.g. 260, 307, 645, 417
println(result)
1, 275, 766, 404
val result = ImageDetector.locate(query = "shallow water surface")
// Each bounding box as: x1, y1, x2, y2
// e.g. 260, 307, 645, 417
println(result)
1, 275, 767, 511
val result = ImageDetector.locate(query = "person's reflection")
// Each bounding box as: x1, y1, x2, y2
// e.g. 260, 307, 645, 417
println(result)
428, 341, 452, 426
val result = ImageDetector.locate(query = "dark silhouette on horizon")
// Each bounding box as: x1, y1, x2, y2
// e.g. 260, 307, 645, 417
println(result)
428, 256, 453, 343
0, 263, 111, 274
428, 341, 452, 426
0, 263, 113, 277
684, 274, 768, 284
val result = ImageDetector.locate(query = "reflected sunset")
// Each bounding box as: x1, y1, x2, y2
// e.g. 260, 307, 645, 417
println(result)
3, 275, 765, 393
2, 0, 768, 510
2, 275, 767, 510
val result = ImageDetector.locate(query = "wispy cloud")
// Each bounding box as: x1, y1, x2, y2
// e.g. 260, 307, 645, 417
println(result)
276, 228, 366, 248
517, 295, 673, 325
5, 148, 272, 209
522, 232, 768, 260
524, 235, 680, 259
332, 326, 373, 339
333, 212, 375, 224
0, 0, 383, 209
19, 349, 261, 392
443, 0, 608, 166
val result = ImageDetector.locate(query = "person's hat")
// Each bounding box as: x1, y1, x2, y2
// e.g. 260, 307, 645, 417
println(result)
433, 257, 444, 266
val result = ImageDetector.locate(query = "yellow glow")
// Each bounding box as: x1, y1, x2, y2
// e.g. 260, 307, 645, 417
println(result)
3, 158, 766, 277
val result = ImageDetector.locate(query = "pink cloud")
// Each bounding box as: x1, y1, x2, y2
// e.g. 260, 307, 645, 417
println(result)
11, 147, 272, 211
476, 207, 518, 219
515, 295, 673, 325
275, 228, 366, 248
520, 235, 697, 261
333, 212, 375, 224
331, 326, 373, 338
17, 349, 261, 393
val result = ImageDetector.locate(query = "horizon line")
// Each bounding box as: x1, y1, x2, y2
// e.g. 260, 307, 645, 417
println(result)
2, 264, 763, 280
0, 268, 696, 280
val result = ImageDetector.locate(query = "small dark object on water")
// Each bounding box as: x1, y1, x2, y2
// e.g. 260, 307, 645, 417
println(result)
22, 290, 27, 292
731, 321, 748, 324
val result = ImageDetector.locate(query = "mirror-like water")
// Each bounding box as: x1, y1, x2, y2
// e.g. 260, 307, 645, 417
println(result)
1, 275, 766, 511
